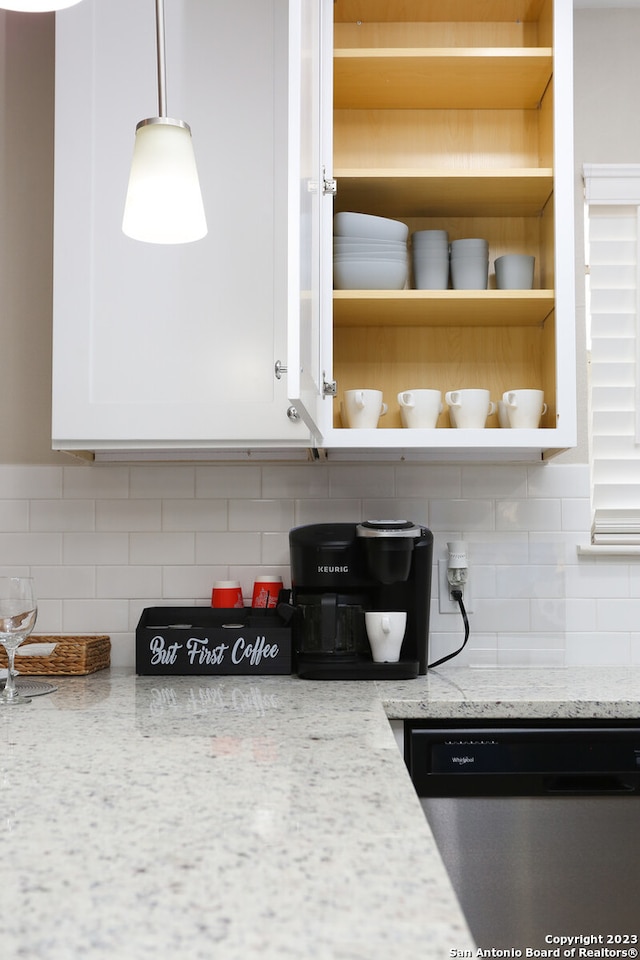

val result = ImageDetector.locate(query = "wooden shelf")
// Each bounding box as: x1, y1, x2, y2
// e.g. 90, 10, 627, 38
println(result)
324, 1, 574, 460
333, 290, 555, 327
334, 49, 553, 109
334, 0, 547, 23
334, 169, 554, 218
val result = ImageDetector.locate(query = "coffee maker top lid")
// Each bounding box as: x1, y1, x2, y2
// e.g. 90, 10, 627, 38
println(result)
356, 520, 423, 539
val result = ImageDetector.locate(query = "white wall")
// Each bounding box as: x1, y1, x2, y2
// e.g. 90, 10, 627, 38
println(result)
1, 8, 640, 670
571, 8, 640, 462
2, 459, 636, 670
0, 13, 67, 466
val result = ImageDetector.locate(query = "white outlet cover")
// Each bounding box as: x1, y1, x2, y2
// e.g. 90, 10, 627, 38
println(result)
438, 558, 474, 614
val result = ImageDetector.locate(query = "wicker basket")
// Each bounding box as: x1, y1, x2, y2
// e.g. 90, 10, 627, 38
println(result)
0, 635, 111, 676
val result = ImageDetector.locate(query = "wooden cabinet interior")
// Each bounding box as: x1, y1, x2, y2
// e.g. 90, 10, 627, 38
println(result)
331, 0, 558, 433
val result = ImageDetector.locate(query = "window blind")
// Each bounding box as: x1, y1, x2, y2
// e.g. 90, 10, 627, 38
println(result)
585, 165, 640, 544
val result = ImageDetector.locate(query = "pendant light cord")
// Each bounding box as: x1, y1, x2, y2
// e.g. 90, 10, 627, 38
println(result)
155, 0, 167, 117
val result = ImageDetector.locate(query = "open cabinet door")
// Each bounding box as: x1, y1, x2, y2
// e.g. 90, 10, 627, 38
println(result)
286, 0, 333, 439
52, 0, 313, 455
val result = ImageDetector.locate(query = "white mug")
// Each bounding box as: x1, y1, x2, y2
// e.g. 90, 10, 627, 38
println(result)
365, 611, 407, 663
445, 389, 496, 429
502, 389, 547, 428
497, 400, 510, 429
397, 389, 443, 428
342, 389, 388, 428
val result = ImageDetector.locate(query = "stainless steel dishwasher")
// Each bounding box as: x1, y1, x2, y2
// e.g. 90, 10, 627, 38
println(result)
405, 720, 640, 951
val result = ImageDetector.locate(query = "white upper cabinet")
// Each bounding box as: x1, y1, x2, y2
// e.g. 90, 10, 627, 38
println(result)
52, 0, 311, 457
53, 0, 577, 463
287, 0, 577, 461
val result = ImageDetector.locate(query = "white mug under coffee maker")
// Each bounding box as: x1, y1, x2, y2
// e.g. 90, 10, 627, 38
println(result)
365, 611, 407, 663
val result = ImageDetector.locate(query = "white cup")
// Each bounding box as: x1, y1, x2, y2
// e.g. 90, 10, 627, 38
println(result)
502, 389, 547, 428
342, 389, 388, 428
365, 611, 407, 663
445, 389, 496, 429
397, 389, 443, 428
495, 254, 535, 290
497, 400, 510, 428
450, 256, 489, 290
412, 255, 450, 290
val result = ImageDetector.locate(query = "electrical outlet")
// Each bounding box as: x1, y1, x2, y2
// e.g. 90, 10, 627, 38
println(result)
438, 559, 474, 614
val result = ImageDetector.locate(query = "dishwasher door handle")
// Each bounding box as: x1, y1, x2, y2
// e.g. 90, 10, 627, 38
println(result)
544, 774, 636, 794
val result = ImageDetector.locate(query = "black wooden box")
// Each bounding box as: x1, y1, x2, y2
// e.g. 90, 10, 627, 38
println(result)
135, 606, 292, 676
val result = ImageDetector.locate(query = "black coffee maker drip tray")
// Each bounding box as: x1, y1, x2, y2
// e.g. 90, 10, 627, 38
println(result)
296, 658, 420, 681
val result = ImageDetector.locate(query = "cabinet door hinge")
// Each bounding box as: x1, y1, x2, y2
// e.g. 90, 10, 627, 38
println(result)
323, 166, 337, 196
323, 377, 337, 397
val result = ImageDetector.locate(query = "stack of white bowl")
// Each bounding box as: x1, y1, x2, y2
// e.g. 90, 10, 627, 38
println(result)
333, 212, 409, 290
450, 238, 489, 290
411, 230, 450, 289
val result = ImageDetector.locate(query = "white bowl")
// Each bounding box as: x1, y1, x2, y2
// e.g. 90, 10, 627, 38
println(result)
333, 236, 407, 247
334, 251, 408, 261
335, 257, 408, 267
334, 212, 409, 242
334, 258, 408, 290
334, 241, 407, 255
334, 247, 407, 257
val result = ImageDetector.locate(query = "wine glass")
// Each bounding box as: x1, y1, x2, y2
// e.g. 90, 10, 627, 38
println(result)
0, 577, 38, 706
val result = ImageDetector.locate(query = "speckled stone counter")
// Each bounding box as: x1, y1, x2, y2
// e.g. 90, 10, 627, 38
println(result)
4, 666, 639, 960
380, 665, 640, 720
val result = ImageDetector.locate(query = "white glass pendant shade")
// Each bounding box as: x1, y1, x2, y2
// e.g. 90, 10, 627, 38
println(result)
0, 0, 84, 10
122, 118, 207, 244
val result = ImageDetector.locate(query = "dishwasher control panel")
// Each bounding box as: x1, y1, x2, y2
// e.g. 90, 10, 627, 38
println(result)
405, 720, 640, 796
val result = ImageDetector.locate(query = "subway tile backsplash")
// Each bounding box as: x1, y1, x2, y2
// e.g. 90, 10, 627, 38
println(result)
1, 461, 639, 669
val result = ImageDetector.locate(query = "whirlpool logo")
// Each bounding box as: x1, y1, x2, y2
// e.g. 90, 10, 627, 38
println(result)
451, 755, 475, 765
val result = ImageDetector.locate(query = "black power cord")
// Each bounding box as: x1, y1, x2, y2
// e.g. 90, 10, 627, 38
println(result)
427, 588, 470, 669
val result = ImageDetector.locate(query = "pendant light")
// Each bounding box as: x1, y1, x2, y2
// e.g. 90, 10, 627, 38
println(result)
0, 1, 84, 8
122, 0, 207, 244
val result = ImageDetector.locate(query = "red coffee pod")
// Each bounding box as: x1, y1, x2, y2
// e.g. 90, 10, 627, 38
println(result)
211, 580, 244, 608
251, 576, 283, 609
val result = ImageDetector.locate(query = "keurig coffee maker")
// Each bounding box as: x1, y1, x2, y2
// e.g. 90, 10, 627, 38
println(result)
287, 521, 433, 680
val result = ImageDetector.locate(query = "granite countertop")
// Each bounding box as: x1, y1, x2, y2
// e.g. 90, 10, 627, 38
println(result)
4, 666, 640, 960
380, 664, 640, 719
